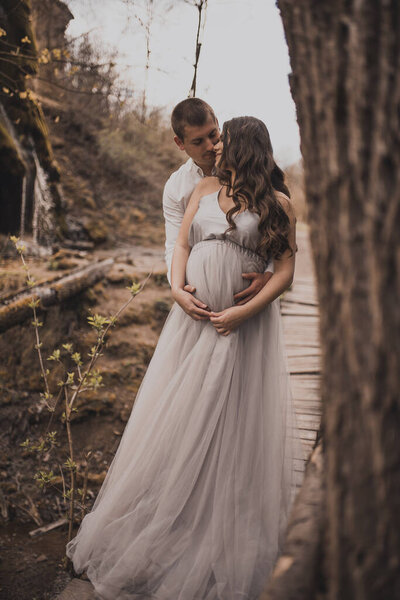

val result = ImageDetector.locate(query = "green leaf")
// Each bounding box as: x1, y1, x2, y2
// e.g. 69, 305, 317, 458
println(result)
48, 349, 61, 361
71, 352, 82, 366
126, 281, 141, 296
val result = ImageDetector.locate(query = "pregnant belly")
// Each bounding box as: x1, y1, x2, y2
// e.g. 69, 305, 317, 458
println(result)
185, 239, 267, 312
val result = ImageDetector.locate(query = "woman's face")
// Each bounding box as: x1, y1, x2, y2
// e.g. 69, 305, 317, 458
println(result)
214, 139, 223, 167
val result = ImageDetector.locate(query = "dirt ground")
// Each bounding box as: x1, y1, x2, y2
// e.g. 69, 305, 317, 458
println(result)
0, 239, 172, 600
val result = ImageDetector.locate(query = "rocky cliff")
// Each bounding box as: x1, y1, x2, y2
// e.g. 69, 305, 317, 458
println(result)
0, 0, 72, 247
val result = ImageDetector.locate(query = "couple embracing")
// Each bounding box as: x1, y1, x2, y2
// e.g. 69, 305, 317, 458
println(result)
66, 98, 302, 600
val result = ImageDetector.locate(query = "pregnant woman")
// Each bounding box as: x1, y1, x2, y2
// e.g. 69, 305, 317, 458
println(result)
66, 116, 303, 600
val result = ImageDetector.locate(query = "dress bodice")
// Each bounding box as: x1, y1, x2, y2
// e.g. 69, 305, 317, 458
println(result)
188, 189, 264, 255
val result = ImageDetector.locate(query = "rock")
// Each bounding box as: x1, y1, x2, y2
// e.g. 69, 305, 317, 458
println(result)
55, 578, 96, 600
63, 216, 90, 243
130, 207, 146, 222
82, 219, 108, 244
152, 271, 169, 286
47, 248, 87, 271
62, 239, 94, 251
73, 390, 115, 420
106, 263, 140, 285
36, 553, 47, 562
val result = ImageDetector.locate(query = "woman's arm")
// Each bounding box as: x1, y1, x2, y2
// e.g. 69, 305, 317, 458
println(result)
170, 181, 212, 321
240, 197, 296, 318
210, 196, 296, 334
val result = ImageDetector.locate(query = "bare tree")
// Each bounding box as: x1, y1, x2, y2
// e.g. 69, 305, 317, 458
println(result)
121, 0, 155, 121
185, 0, 208, 98
262, 1, 400, 599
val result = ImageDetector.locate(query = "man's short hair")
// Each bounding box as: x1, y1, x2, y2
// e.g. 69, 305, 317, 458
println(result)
171, 98, 217, 141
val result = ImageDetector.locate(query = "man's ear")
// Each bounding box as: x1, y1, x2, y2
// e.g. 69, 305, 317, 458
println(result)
174, 135, 185, 151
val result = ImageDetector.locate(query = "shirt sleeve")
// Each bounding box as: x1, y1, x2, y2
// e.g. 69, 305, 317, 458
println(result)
163, 181, 185, 285
264, 259, 274, 274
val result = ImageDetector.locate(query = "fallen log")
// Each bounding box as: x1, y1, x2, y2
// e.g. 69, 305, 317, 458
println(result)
0, 258, 114, 333
259, 438, 325, 600
29, 517, 68, 537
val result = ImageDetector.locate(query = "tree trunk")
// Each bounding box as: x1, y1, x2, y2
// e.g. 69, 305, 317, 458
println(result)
276, 1, 400, 598
260, 440, 325, 600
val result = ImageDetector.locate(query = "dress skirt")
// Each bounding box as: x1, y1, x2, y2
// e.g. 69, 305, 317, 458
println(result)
66, 237, 303, 600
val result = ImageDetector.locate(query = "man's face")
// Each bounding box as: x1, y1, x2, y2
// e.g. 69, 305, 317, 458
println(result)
174, 116, 220, 170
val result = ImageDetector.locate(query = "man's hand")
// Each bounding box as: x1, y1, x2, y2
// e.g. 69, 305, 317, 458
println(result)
184, 284, 196, 294
209, 305, 247, 336
172, 288, 210, 321
233, 271, 273, 306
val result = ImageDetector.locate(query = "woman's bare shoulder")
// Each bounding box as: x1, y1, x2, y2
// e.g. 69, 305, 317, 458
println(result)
186, 176, 219, 212
274, 189, 290, 202
274, 190, 296, 223
194, 176, 220, 194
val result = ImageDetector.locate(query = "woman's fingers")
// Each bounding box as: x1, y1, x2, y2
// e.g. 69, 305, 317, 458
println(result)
209, 312, 223, 324
191, 306, 211, 318
215, 327, 230, 336
192, 297, 209, 310
213, 324, 228, 333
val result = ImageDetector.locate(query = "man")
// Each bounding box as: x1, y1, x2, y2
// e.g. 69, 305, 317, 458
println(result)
163, 98, 273, 317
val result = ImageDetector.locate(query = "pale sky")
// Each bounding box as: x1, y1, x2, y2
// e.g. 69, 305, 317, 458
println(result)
66, 0, 301, 166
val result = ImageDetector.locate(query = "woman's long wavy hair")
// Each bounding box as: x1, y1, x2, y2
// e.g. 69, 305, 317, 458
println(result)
216, 117, 292, 260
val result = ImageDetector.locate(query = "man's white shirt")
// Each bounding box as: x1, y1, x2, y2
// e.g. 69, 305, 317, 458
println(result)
162, 157, 274, 285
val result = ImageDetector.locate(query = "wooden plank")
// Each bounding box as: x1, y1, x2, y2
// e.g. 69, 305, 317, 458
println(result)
281, 304, 319, 317
293, 399, 322, 415
285, 336, 320, 349
295, 413, 321, 430
286, 347, 321, 357
291, 377, 321, 389
288, 355, 321, 374
283, 294, 319, 305
299, 429, 317, 441
295, 439, 315, 460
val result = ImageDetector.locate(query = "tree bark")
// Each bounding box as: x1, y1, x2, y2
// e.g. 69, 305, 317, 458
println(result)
276, 1, 400, 598
260, 440, 325, 600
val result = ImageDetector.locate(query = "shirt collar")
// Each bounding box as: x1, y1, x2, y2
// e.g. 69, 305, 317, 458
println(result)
187, 157, 206, 178
187, 158, 218, 177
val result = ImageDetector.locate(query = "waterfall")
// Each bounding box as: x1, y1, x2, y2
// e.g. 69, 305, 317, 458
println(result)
32, 149, 54, 246
0, 102, 55, 247
20, 176, 27, 237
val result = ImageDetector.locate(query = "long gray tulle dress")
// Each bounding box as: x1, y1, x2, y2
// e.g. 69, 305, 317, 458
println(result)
66, 189, 304, 600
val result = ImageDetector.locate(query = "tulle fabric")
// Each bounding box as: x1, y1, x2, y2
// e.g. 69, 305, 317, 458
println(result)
66, 222, 304, 599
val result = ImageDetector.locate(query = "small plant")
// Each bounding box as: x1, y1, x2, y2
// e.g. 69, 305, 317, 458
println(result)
10, 236, 150, 543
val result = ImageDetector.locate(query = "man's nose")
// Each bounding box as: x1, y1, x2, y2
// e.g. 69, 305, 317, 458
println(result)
205, 138, 214, 151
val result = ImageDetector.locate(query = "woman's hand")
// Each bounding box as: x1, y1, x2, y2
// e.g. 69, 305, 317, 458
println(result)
172, 288, 210, 321
209, 305, 248, 336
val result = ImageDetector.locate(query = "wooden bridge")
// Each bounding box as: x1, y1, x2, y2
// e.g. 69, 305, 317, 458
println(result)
281, 226, 321, 479
55, 226, 322, 599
